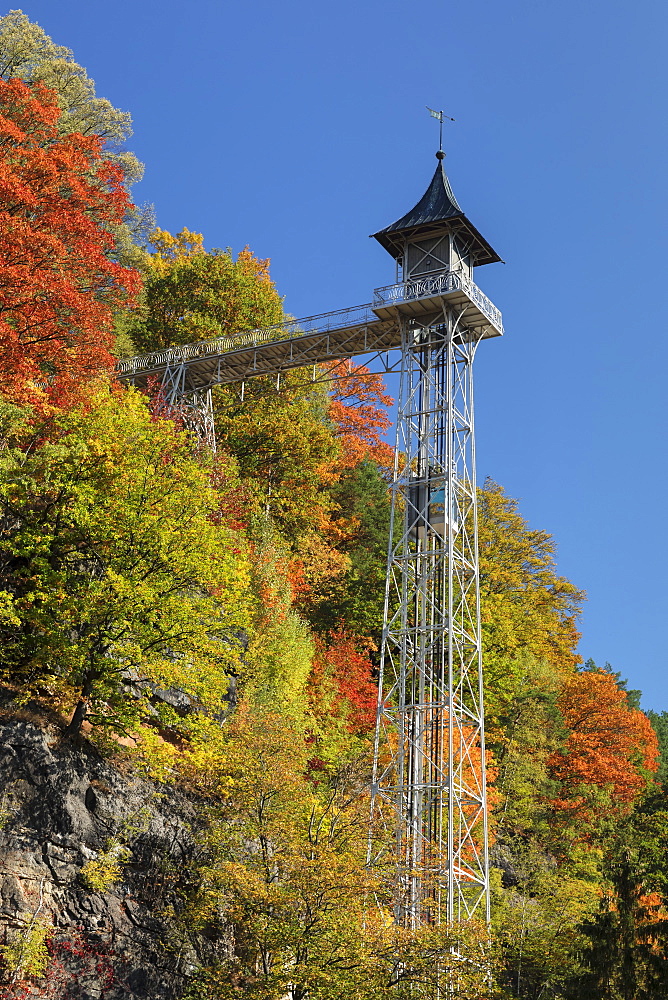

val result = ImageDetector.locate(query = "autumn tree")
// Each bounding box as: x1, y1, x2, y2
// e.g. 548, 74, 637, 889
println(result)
478, 480, 584, 742
300, 458, 394, 639
549, 666, 659, 824
325, 359, 394, 471
243, 523, 315, 714
177, 709, 502, 1000
647, 710, 668, 783
307, 628, 378, 736
0, 11, 137, 162
493, 859, 598, 1000
0, 388, 252, 736
492, 652, 565, 840
0, 78, 140, 402
142, 225, 206, 273
492, 666, 659, 997
179, 708, 378, 999
574, 788, 668, 1000
0, 9, 151, 265
127, 229, 284, 353
215, 373, 340, 540
123, 230, 397, 625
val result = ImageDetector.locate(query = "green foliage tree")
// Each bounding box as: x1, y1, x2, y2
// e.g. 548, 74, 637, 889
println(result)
478, 480, 584, 746
0, 387, 253, 736
215, 373, 339, 541
493, 859, 597, 1000
492, 652, 564, 841
646, 711, 668, 782
0, 11, 135, 149
573, 789, 668, 1000
244, 524, 314, 714
301, 458, 393, 639
127, 230, 285, 353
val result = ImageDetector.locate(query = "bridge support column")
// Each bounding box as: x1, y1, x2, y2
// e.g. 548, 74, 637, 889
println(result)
178, 388, 216, 453
161, 364, 217, 453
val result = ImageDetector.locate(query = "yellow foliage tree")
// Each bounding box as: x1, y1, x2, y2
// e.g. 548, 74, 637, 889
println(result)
179, 708, 504, 1000
127, 229, 285, 353
478, 481, 584, 742
0, 386, 253, 736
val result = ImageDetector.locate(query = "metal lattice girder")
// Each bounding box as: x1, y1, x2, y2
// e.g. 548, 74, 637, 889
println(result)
179, 388, 216, 453
118, 308, 399, 392
116, 269, 502, 395
371, 307, 490, 928
161, 365, 216, 453
117, 265, 500, 929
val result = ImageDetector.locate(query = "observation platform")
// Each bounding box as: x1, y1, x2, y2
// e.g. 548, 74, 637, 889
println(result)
116, 269, 503, 392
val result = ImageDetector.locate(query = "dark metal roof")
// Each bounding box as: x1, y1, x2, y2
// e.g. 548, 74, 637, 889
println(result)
371, 157, 502, 267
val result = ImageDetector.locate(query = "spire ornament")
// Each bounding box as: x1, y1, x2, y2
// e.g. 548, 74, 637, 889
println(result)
426, 106, 456, 154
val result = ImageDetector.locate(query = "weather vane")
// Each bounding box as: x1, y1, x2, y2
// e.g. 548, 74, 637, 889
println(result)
426, 107, 455, 153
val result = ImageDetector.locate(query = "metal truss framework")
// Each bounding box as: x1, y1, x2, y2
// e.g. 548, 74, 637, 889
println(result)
116, 267, 501, 930
116, 269, 501, 393
159, 365, 217, 452
371, 307, 489, 927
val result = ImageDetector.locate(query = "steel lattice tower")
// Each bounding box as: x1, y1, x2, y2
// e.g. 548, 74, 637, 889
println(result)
370, 150, 502, 927
118, 145, 503, 931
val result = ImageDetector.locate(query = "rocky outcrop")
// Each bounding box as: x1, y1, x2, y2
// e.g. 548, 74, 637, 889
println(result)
0, 717, 218, 998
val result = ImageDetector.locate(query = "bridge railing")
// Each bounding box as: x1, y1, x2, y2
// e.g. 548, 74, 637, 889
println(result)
372, 269, 503, 334
116, 302, 381, 378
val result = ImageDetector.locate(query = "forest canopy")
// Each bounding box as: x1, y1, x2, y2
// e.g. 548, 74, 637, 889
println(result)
0, 11, 666, 1000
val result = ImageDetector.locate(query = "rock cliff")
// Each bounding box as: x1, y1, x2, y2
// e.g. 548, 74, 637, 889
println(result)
0, 716, 215, 998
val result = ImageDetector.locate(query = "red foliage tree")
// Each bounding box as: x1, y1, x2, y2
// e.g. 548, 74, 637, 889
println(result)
550, 669, 659, 819
0, 928, 120, 998
325, 359, 394, 470
308, 628, 378, 734
0, 78, 140, 404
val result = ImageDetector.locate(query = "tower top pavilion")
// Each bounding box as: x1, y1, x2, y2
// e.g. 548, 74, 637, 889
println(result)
371, 153, 502, 271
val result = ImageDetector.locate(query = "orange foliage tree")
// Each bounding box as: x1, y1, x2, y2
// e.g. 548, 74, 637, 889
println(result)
0, 78, 139, 403
325, 359, 394, 471
550, 668, 659, 819
308, 628, 378, 735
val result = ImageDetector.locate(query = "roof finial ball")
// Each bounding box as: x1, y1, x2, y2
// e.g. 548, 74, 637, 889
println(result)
436, 149, 445, 160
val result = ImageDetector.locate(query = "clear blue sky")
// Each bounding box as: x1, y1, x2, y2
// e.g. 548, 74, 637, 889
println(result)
13, 0, 668, 708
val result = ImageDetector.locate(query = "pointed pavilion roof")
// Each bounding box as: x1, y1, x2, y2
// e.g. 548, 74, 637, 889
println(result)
371, 154, 502, 267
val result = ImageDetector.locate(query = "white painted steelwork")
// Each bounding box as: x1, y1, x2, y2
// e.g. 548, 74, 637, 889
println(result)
373, 271, 503, 335
370, 304, 490, 928
115, 270, 499, 395
115, 160, 503, 933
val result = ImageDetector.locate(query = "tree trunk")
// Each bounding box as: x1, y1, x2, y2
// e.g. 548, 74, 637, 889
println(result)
63, 676, 94, 738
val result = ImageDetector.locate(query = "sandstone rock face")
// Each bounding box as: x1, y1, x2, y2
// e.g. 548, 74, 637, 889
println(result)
0, 719, 216, 998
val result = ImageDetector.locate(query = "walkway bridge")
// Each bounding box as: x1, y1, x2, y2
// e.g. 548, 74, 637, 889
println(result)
116, 269, 503, 398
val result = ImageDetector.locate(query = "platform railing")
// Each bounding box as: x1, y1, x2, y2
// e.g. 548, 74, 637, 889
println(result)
372, 269, 503, 334
116, 270, 503, 380
116, 301, 381, 378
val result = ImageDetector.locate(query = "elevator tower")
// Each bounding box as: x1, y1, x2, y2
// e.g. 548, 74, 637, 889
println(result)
117, 145, 503, 929
370, 151, 502, 927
